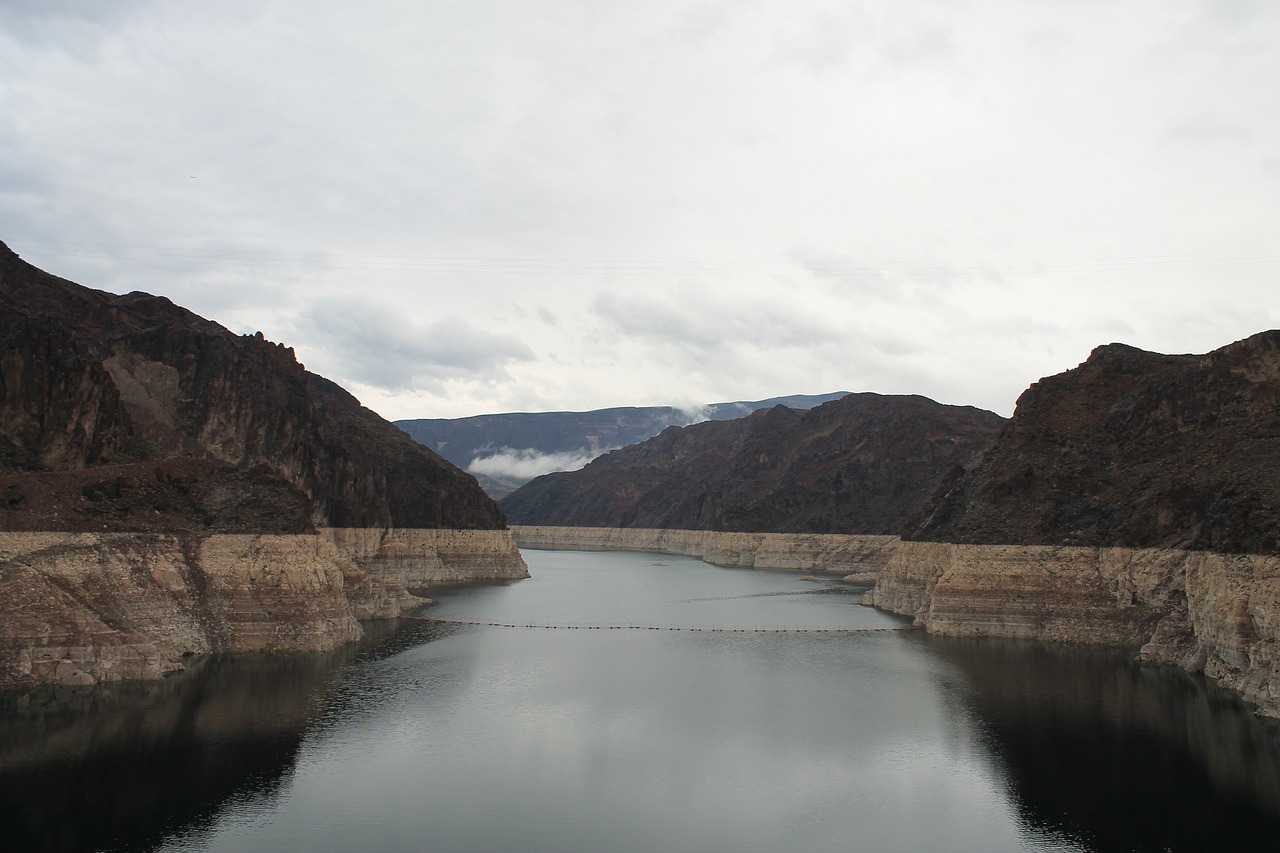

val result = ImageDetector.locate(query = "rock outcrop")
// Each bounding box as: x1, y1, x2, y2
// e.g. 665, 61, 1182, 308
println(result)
908, 331, 1280, 552
502, 394, 1004, 534
0, 240, 503, 532
873, 331, 1280, 715
0, 242, 528, 687
511, 525, 898, 577
870, 541, 1280, 716
329, 527, 531, 587
0, 528, 527, 690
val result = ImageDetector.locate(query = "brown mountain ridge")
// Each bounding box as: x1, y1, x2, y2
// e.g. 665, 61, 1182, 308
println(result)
0, 241, 503, 533
501, 393, 1005, 534
907, 330, 1280, 554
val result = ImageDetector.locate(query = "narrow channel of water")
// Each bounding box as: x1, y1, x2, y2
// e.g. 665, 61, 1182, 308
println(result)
3, 549, 1279, 851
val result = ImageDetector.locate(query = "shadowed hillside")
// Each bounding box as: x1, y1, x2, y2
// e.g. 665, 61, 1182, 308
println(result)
501, 393, 1004, 534
0, 241, 503, 532
907, 331, 1280, 553
396, 393, 852, 498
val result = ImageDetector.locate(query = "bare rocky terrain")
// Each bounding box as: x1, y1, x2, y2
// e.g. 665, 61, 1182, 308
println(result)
873, 331, 1280, 715
0, 240, 503, 533
396, 392, 853, 498
501, 393, 1005, 534
502, 330, 1280, 716
7, 234, 1280, 713
907, 331, 1280, 553
0, 242, 525, 689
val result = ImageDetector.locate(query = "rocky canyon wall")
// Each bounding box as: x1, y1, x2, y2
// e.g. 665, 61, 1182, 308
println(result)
516, 524, 1280, 716
0, 529, 527, 690
0, 240, 507, 532
870, 541, 1280, 717
510, 525, 898, 578
328, 527, 529, 586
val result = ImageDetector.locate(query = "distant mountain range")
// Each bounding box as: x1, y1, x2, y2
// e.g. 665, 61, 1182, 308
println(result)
500, 330, 1280, 553
395, 392, 852, 498
500, 394, 1005, 533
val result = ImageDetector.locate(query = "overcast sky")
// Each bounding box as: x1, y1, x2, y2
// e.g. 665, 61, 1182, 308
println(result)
2, 0, 1277, 421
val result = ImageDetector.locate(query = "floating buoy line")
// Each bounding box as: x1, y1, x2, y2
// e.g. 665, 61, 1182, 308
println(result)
402, 615, 915, 634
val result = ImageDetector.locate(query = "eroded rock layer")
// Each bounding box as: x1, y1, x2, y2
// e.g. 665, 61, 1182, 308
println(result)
511, 525, 898, 577
329, 527, 530, 586
0, 243, 529, 688
0, 529, 528, 689
872, 541, 1280, 716
872, 331, 1280, 715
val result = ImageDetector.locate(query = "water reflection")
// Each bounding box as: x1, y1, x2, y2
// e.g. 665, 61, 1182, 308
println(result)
927, 635, 1280, 851
0, 619, 455, 853
5, 554, 1280, 852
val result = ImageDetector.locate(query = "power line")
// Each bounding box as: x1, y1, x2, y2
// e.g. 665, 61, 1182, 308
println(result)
16, 239, 1278, 277
7, 202, 1275, 238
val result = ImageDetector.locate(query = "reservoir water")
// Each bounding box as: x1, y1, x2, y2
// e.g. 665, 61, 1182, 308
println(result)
5, 549, 1280, 851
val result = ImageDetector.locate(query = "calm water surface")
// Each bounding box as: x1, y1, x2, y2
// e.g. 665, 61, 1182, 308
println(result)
4, 549, 1280, 852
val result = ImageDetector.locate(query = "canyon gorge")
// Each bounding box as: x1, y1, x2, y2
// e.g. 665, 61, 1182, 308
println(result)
5, 235, 1280, 720
0, 242, 525, 689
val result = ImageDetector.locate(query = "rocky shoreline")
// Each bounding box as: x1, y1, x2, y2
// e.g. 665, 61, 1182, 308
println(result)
11, 520, 1276, 717
871, 540, 1280, 718
510, 525, 1280, 717
0, 528, 527, 690
510, 525, 899, 576
1, 243, 532, 692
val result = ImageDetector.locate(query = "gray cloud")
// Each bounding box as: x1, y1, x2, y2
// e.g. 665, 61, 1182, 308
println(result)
1, 1, 1276, 421
295, 299, 535, 391
591, 288, 844, 353
0, 0, 150, 40
772, 8, 866, 73
1163, 115, 1248, 143
591, 290, 719, 349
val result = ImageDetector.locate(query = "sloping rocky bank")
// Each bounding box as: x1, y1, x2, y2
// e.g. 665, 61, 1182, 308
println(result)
512, 525, 898, 578
509, 332, 1280, 716
0, 529, 524, 688
870, 541, 1280, 715
0, 242, 526, 688
874, 331, 1280, 716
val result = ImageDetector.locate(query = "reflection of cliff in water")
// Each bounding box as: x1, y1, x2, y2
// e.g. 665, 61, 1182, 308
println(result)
0, 618, 455, 853
927, 635, 1280, 852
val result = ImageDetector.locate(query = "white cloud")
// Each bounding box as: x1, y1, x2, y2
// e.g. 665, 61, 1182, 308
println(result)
468, 447, 600, 480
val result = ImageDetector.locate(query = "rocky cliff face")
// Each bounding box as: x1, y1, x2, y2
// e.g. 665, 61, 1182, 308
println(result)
871, 541, 1280, 716
909, 331, 1280, 552
502, 394, 1004, 534
0, 528, 527, 690
872, 331, 1280, 714
0, 241, 528, 688
329, 527, 531, 586
0, 240, 503, 532
0, 531, 378, 687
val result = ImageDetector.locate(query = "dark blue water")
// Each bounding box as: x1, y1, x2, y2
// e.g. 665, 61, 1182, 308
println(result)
4, 549, 1280, 851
